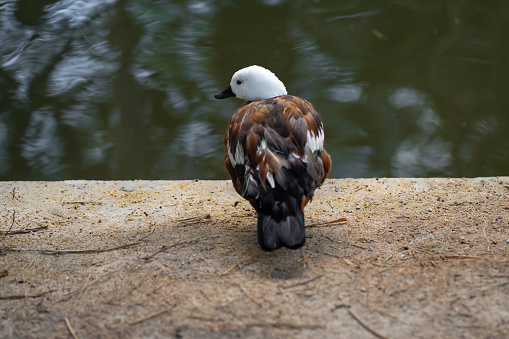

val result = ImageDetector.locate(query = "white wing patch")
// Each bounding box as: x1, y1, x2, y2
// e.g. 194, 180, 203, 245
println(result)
228, 112, 252, 167
305, 127, 324, 155
266, 172, 276, 189
228, 141, 246, 167
259, 139, 268, 151
257, 138, 277, 189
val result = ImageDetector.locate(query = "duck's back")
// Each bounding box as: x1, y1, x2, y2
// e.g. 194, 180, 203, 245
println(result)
224, 95, 331, 250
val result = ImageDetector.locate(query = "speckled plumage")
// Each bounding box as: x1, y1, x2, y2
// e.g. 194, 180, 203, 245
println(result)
216, 67, 331, 250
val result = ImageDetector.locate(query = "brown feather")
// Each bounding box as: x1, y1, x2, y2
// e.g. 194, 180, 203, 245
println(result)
223, 94, 331, 250
224, 94, 331, 198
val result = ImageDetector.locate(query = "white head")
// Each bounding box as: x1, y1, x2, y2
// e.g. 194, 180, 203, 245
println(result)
214, 65, 287, 101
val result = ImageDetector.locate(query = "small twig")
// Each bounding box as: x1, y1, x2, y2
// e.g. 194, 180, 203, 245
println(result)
371, 308, 398, 320
142, 239, 199, 261
61, 269, 122, 299
325, 252, 341, 259
64, 317, 79, 339
297, 253, 311, 263
221, 253, 261, 276
306, 217, 347, 228
0, 270, 8, 278
135, 227, 157, 242
382, 255, 393, 264
232, 214, 254, 218
6, 242, 140, 255
373, 268, 389, 276
282, 275, 323, 289
443, 255, 480, 259
129, 304, 177, 325
482, 221, 491, 252
344, 259, 360, 269
0, 211, 16, 243
0, 290, 55, 300
174, 214, 211, 226
62, 201, 102, 205
325, 235, 342, 245
0, 225, 48, 235
142, 246, 168, 261
347, 309, 388, 339
6, 230, 154, 255
25, 259, 35, 270
174, 216, 202, 223
351, 243, 370, 251
238, 283, 260, 306
190, 314, 222, 321
475, 192, 493, 253
10, 187, 21, 201
2, 248, 47, 253
246, 321, 324, 329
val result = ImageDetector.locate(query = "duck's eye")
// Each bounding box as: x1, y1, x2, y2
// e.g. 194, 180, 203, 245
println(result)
236, 80, 242, 85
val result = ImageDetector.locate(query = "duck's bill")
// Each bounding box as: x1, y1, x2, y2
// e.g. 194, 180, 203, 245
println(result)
214, 85, 236, 99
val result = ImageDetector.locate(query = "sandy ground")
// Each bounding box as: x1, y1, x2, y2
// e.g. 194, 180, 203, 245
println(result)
1, 178, 509, 338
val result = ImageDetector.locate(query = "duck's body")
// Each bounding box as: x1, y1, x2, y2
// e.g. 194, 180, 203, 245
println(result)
215, 66, 331, 251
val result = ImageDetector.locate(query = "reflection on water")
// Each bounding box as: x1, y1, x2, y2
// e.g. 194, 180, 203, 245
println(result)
0, 0, 508, 180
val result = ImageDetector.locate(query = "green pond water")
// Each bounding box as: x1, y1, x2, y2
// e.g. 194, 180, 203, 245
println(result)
1, 0, 508, 180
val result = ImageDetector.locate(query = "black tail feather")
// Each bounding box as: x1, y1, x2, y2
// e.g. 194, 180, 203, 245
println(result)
257, 210, 305, 251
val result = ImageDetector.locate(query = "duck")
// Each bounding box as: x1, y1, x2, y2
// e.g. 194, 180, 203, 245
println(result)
215, 65, 331, 251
